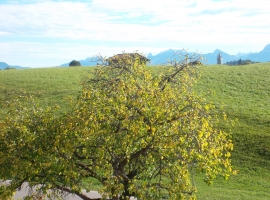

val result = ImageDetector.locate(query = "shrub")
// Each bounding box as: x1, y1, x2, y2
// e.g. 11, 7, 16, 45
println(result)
69, 60, 81, 67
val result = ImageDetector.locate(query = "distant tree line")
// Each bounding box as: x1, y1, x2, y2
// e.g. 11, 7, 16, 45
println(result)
225, 59, 259, 66
1, 67, 16, 70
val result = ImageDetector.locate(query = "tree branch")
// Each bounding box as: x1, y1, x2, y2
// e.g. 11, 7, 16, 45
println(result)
56, 185, 102, 200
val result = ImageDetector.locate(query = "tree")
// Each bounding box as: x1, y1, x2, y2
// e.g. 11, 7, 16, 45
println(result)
0, 52, 234, 200
69, 60, 81, 67
238, 59, 242, 65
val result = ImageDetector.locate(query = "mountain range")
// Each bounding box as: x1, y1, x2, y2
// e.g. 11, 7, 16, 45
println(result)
1, 44, 270, 69
60, 44, 270, 66
0, 62, 28, 70
148, 43, 270, 65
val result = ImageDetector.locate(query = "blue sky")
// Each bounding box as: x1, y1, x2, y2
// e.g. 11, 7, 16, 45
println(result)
1, 0, 270, 67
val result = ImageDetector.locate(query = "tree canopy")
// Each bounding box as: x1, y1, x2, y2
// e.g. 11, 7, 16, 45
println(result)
0, 52, 234, 200
69, 60, 81, 67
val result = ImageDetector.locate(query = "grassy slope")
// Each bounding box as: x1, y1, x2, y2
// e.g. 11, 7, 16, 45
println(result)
0, 64, 270, 199
0, 67, 92, 115
194, 63, 270, 199
195, 64, 270, 166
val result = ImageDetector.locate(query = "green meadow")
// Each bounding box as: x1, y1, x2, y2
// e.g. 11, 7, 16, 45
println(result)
0, 63, 269, 199
194, 64, 270, 199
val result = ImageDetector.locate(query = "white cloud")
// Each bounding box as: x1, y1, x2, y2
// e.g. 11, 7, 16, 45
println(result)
0, 0, 270, 67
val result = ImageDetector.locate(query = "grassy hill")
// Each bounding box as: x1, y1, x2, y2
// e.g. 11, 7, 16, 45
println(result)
0, 67, 92, 113
195, 64, 270, 164
194, 64, 270, 199
0, 64, 269, 199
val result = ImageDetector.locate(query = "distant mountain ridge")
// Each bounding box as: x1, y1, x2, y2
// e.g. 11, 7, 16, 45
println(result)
0, 62, 27, 70
147, 49, 196, 64
245, 43, 270, 63
63, 44, 270, 67
56, 44, 270, 67
147, 43, 270, 65
2, 45, 270, 69
147, 44, 270, 65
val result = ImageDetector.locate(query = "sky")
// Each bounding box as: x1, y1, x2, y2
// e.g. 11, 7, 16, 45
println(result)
1, 0, 270, 68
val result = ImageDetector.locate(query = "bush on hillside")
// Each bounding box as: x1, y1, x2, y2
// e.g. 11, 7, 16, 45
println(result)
69, 60, 81, 67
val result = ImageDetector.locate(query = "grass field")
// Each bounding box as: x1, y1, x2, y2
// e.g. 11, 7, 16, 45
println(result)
195, 64, 270, 199
0, 67, 92, 115
0, 63, 270, 199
